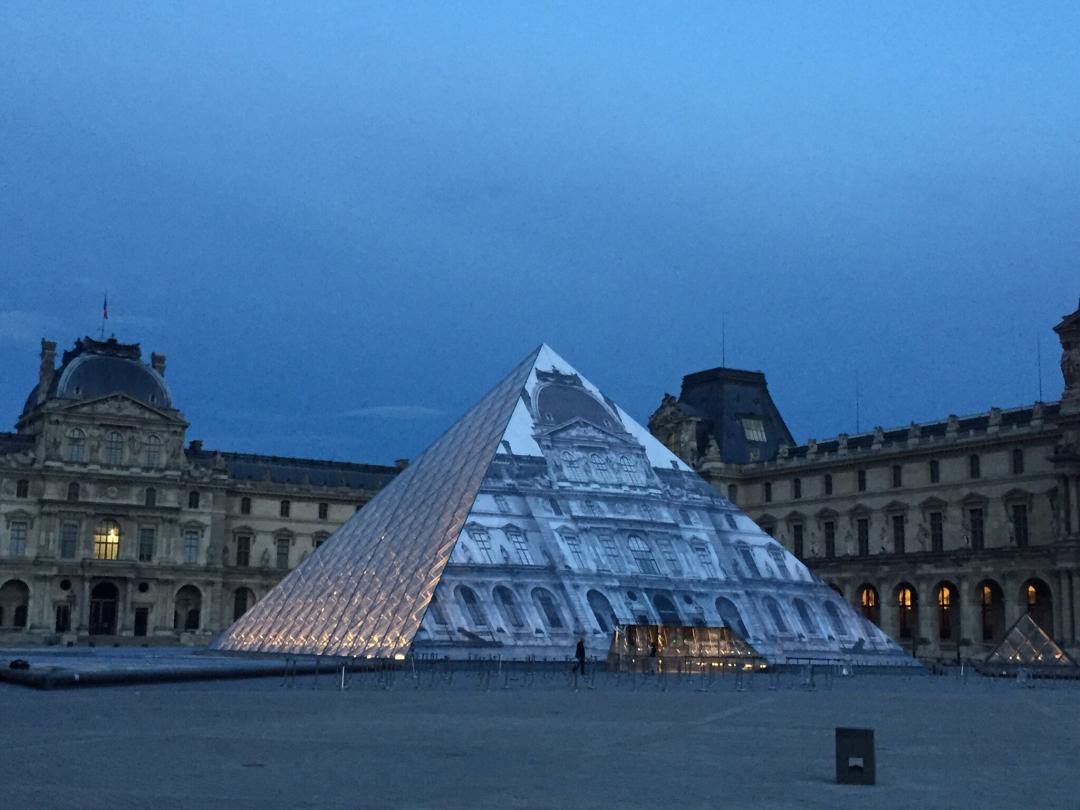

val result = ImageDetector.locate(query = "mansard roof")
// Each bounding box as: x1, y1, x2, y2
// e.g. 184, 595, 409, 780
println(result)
186, 446, 400, 491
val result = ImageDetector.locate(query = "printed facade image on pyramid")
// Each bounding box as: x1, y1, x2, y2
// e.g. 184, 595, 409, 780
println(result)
214, 346, 914, 666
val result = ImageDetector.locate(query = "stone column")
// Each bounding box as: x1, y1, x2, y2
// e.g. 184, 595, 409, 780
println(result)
118, 579, 131, 635
1070, 571, 1080, 644
77, 576, 90, 634
957, 578, 977, 651
878, 580, 898, 644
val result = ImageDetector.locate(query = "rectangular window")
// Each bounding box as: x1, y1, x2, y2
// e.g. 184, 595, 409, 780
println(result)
969, 508, 984, 550
10, 521, 28, 556
727, 484, 738, 503
792, 524, 804, 558
55, 603, 72, 633
468, 528, 495, 563
240, 496, 251, 515
892, 515, 905, 554
767, 547, 790, 580
628, 537, 660, 575
16, 479, 29, 498
824, 474, 833, 496
183, 530, 199, 563
857, 470, 867, 492
275, 537, 290, 569
236, 535, 251, 567
857, 518, 869, 557
507, 530, 533, 565
741, 417, 767, 442
792, 478, 802, 499
969, 454, 981, 479
657, 537, 682, 575
561, 533, 585, 568
1013, 504, 1028, 547
693, 544, 717, 578
764, 482, 772, 503
824, 521, 835, 558
599, 534, 623, 572
930, 512, 943, 553
738, 546, 761, 577
892, 465, 902, 488
318, 502, 329, 520
1012, 448, 1024, 475
60, 521, 78, 559
138, 527, 155, 562
280, 500, 291, 518
929, 460, 940, 484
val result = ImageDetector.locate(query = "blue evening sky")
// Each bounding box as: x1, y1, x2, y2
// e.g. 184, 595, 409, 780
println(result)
2, 3, 1078, 463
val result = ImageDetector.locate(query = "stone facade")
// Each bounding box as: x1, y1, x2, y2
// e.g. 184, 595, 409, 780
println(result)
650, 299, 1080, 664
0, 336, 398, 644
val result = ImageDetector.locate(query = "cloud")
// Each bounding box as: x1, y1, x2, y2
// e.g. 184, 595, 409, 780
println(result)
338, 405, 443, 420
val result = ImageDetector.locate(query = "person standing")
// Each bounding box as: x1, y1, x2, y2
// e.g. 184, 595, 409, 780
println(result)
574, 637, 586, 675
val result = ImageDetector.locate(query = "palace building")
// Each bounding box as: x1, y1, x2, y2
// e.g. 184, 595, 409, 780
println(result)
0, 336, 398, 644
649, 299, 1080, 663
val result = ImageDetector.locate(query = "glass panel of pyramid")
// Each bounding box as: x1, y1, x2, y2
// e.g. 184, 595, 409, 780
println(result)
985, 613, 1075, 667
214, 345, 915, 666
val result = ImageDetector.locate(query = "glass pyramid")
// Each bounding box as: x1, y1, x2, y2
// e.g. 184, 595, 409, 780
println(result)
985, 613, 1075, 668
214, 346, 914, 666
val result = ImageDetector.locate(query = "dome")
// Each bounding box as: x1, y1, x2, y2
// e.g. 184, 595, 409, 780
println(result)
23, 337, 172, 414
534, 372, 620, 431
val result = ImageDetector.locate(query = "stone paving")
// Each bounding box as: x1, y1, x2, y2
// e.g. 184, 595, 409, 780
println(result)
1, 659, 1077, 809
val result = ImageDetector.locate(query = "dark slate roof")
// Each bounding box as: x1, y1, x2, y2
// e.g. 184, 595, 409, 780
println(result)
677, 367, 795, 464
186, 448, 400, 491
22, 336, 172, 416
0, 432, 35, 456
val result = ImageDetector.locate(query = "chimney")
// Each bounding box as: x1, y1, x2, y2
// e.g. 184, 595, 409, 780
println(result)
151, 352, 166, 376
37, 339, 57, 403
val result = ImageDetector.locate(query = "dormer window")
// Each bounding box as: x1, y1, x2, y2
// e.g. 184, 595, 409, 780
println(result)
741, 417, 767, 442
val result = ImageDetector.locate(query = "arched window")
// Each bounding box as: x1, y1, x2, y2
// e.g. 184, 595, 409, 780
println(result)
897, 584, 918, 640
764, 596, 788, 634
144, 487, 156, 507
561, 451, 583, 481
858, 585, 880, 625
0, 580, 30, 628
715, 597, 748, 638
627, 535, 659, 575
589, 453, 608, 480
936, 582, 958, 640
145, 435, 162, 468
1023, 578, 1053, 636
494, 586, 524, 628
457, 586, 488, 626
794, 598, 820, 636
67, 481, 80, 502
978, 580, 1005, 642
233, 587, 255, 621
174, 585, 202, 631
66, 428, 86, 462
823, 601, 849, 637
652, 594, 681, 626
426, 594, 448, 626
105, 431, 124, 465
93, 520, 121, 560
188, 491, 200, 509
532, 588, 565, 630
587, 590, 618, 633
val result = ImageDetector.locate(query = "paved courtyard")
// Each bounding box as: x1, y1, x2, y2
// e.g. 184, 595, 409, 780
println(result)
1, 663, 1077, 809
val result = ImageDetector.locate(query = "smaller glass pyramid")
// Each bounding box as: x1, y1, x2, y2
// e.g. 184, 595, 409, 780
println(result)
985, 613, 1075, 668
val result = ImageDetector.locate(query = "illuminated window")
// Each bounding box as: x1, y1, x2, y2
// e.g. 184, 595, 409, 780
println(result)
533, 588, 565, 629
937, 584, 956, 640
9, 521, 27, 556
138, 527, 155, 562
60, 521, 78, 558
859, 585, 879, 624
15, 479, 28, 498
145, 434, 162, 468
981, 581, 1004, 641
897, 585, 916, 639
184, 530, 200, 564
93, 520, 121, 560
66, 428, 86, 462
741, 417, 767, 442
494, 586, 524, 628
468, 527, 495, 563
627, 534, 659, 575
105, 431, 124, 465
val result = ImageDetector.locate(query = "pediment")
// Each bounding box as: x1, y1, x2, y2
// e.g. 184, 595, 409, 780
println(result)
919, 496, 948, 510
57, 393, 186, 425
540, 418, 631, 446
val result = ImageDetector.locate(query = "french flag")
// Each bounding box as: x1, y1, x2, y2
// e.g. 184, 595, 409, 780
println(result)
103, 295, 108, 321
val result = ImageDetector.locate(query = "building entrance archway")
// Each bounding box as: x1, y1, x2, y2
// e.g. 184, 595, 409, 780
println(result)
1022, 578, 1053, 637
89, 582, 119, 635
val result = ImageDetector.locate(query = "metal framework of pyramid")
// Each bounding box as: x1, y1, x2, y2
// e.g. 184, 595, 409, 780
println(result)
985, 613, 1076, 668
214, 346, 914, 666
